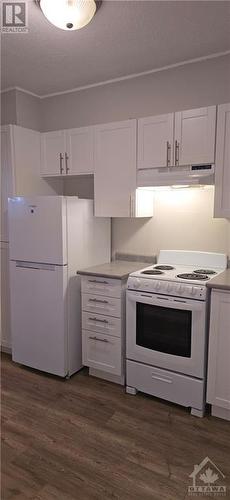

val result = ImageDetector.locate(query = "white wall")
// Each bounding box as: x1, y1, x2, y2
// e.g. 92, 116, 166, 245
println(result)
1, 89, 42, 131
1, 55, 230, 259
1, 89, 17, 126
15, 90, 42, 131
2, 54, 230, 134
112, 187, 230, 259
41, 54, 230, 131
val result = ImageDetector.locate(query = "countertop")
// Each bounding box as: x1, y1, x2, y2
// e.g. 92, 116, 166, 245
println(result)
77, 260, 148, 280
207, 269, 230, 291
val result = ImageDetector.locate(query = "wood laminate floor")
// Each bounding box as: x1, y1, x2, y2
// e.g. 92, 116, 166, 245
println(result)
1, 353, 230, 500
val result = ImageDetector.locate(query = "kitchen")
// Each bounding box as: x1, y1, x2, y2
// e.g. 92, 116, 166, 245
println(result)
1, 1, 230, 499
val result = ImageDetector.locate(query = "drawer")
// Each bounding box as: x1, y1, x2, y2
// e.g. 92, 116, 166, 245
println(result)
82, 293, 121, 318
126, 360, 204, 409
82, 330, 121, 376
82, 311, 121, 338
81, 276, 121, 298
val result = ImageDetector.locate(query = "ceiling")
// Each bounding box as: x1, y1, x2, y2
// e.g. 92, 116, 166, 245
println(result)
1, 0, 230, 97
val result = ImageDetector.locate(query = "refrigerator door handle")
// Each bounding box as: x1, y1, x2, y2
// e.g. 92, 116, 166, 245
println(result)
15, 261, 56, 271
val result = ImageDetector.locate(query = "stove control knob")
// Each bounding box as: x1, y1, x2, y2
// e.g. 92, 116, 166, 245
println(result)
167, 283, 173, 292
134, 278, 141, 289
156, 281, 161, 290
191, 287, 197, 295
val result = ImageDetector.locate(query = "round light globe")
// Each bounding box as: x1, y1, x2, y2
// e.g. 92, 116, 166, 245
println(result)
40, 0, 97, 30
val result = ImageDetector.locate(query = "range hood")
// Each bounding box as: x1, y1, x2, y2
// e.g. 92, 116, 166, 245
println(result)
137, 164, 215, 188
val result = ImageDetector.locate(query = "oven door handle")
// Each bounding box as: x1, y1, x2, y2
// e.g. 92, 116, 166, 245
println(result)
127, 293, 204, 311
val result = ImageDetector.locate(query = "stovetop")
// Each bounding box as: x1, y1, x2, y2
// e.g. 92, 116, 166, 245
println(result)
131, 263, 225, 284
127, 251, 227, 300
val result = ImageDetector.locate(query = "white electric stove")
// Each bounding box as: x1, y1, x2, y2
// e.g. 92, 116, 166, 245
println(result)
126, 250, 227, 417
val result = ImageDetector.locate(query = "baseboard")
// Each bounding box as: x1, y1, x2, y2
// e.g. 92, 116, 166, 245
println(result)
211, 405, 230, 421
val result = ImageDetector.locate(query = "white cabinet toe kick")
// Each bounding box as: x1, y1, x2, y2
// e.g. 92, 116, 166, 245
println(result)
126, 360, 205, 417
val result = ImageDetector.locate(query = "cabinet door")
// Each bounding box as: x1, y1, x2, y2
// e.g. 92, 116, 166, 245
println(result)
214, 103, 230, 218
138, 114, 174, 169
0, 243, 11, 351
82, 330, 121, 375
207, 290, 230, 410
1, 127, 15, 242
94, 120, 136, 217
13, 126, 57, 195
174, 106, 216, 166
66, 126, 94, 175
41, 130, 65, 176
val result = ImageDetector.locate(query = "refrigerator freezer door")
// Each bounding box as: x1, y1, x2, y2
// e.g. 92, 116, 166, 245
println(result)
10, 261, 68, 376
8, 196, 67, 265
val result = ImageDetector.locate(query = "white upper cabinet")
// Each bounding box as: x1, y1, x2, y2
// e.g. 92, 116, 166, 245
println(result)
137, 106, 216, 170
174, 106, 216, 166
41, 130, 66, 176
41, 127, 94, 176
214, 103, 230, 218
94, 120, 136, 217
94, 120, 138, 217
66, 126, 94, 175
138, 114, 174, 169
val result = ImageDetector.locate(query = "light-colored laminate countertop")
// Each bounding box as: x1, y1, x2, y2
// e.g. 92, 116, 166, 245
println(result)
207, 269, 230, 291
77, 260, 148, 280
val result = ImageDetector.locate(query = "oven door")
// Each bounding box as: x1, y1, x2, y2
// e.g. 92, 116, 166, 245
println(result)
126, 290, 207, 378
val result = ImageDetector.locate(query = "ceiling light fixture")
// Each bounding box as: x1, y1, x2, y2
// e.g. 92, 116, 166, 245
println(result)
37, 0, 101, 31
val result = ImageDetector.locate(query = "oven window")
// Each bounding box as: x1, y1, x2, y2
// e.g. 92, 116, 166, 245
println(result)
136, 303, 192, 357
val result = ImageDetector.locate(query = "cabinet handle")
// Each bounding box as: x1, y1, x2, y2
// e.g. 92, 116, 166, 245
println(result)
59, 153, 64, 174
65, 152, 70, 174
89, 298, 109, 304
88, 279, 109, 284
89, 336, 109, 343
151, 374, 172, 384
89, 317, 109, 324
175, 140, 179, 166
166, 141, 171, 166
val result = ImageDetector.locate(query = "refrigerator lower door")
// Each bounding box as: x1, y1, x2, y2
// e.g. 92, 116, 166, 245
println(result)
10, 261, 68, 376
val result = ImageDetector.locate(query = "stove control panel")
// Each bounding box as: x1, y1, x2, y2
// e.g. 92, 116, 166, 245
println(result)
127, 277, 207, 300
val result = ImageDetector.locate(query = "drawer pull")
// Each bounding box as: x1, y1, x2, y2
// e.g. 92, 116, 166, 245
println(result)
151, 374, 172, 384
88, 279, 109, 284
89, 317, 109, 324
89, 298, 108, 304
89, 336, 109, 343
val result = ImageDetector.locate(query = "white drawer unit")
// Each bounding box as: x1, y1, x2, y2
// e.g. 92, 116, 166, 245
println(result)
82, 312, 121, 338
126, 360, 204, 410
82, 293, 121, 318
81, 276, 122, 298
82, 331, 122, 376
81, 273, 126, 384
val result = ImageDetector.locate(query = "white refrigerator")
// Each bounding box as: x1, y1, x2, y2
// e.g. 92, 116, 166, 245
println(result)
8, 196, 111, 377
